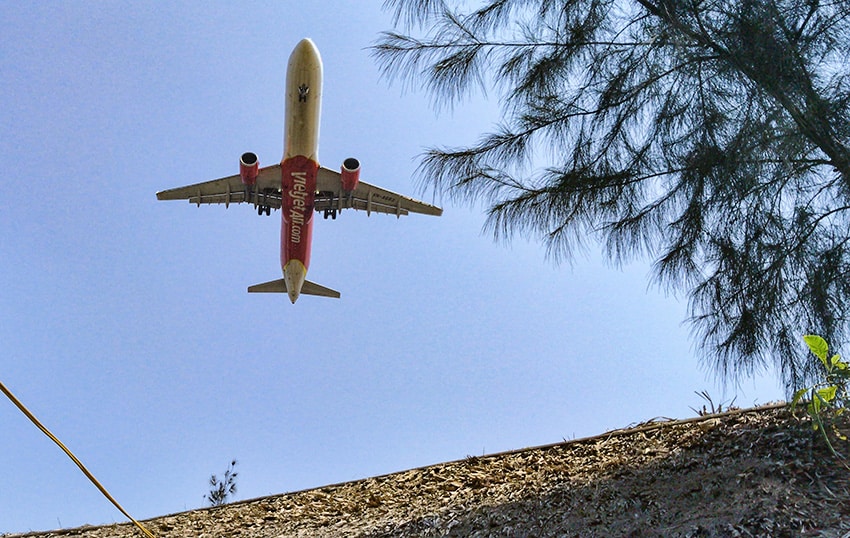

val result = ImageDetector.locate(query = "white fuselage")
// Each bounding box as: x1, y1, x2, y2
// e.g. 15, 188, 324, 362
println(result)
284, 39, 322, 161
279, 38, 323, 303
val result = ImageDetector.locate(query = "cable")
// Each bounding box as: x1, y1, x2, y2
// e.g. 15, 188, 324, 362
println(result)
0, 380, 156, 538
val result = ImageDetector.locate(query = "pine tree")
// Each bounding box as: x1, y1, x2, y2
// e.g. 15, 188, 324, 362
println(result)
374, 0, 850, 389
204, 460, 238, 507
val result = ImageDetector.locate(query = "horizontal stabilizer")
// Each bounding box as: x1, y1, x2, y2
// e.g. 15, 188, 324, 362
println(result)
247, 278, 340, 298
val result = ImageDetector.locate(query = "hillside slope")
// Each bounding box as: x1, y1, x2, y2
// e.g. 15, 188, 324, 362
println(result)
7, 404, 850, 537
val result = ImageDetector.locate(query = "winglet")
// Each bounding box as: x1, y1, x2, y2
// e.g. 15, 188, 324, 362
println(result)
247, 278, 340, 298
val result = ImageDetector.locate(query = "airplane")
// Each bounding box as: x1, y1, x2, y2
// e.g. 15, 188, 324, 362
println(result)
156, 38, 442, 303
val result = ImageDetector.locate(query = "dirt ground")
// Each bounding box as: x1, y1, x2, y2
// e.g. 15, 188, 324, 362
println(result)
7, 404, 850, 538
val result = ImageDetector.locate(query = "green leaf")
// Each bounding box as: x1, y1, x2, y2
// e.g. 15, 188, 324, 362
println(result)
817, 385, 838, 404
804, 334, 829, 363
791, 387, 809, 411
826, 353, 841, 372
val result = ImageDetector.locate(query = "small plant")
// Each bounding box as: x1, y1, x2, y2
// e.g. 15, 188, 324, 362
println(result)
690, 390, 738, 416
791, 335, 849, 458
204, 459, 238, 507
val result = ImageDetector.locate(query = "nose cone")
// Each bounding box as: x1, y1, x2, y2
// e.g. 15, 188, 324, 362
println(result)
283, 260, 307, 304
291, 38, 320, 63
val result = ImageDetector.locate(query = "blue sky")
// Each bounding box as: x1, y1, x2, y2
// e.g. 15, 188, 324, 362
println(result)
1, 2, 784, 533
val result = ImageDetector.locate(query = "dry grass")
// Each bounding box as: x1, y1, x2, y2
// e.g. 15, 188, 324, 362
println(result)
7, 404, 850, 538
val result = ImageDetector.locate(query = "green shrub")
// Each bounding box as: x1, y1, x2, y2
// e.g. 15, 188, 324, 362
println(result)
792, 335, 849, 458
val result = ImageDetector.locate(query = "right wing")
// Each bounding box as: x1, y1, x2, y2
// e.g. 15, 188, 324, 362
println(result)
315, 166, 442, 217
156, 165, 282, 208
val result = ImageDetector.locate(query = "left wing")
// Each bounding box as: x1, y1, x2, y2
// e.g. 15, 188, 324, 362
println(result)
315, 167, 442, 217
156, 165, 282, 208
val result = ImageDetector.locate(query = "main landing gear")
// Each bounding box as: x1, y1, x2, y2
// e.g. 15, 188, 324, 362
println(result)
322, 209, 337, 220
246, 187, 273, 216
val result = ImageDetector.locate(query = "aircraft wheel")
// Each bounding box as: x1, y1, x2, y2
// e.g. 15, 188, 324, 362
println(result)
265, 206, 271, 216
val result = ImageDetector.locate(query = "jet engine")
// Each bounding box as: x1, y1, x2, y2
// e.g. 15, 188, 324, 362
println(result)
240, 152, 259, 186
340, 157, 360, 192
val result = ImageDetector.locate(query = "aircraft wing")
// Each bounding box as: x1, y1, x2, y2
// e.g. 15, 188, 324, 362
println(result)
315, 166, 442, 217
156, 165, 282, 208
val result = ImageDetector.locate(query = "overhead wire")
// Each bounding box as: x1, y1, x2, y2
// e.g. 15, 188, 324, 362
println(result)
0, 380, 156, 538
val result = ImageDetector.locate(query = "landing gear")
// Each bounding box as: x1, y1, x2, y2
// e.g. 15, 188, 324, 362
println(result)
323, 209, 337, 220
250, 187, 274, 216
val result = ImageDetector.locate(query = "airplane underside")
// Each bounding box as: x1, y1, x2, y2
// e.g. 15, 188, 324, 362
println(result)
155, 38, 441, 303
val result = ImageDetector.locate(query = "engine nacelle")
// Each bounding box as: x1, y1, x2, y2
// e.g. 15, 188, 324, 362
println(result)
240, 152, 259, 186
340, 157, 360, 192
